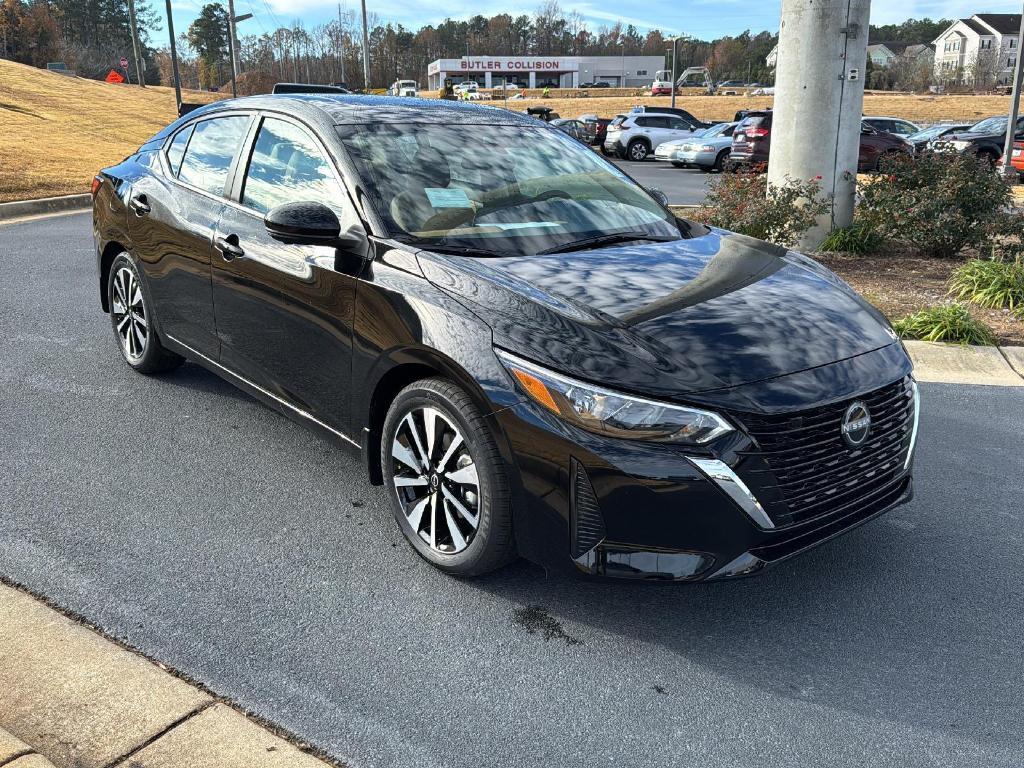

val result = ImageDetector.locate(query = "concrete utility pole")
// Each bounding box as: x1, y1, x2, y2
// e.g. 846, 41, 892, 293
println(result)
227, 0, 243, 85
164, 0, 182, 111
1000, 4, 1024, 179
360, 0, 370, 88
126, 0, 145, 87
767, 0, 870, 247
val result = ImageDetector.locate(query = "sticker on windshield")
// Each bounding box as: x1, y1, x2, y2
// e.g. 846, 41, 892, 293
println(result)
425, 187, 472, 208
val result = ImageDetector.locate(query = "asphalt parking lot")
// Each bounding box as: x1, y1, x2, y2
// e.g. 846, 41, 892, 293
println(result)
2, 212, 1022, 768
609, 157, 713, 204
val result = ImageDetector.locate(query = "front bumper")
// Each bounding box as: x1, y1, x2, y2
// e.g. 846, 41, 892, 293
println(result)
492, 347, 918, 583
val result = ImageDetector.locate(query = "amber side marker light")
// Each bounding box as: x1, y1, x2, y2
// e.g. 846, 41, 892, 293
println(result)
511, 368, 561, 414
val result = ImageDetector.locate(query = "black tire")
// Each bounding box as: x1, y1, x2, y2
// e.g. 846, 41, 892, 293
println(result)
107, 253, 183, 374
381, 377, 516, 576
626, 140, 649, 162
977, 149, 999, 168
713, 148, 731, 172
671, 161, 686, 169
600, 144, 613, 156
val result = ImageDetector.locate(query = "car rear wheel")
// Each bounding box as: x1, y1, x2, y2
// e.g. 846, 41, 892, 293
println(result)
382, 378, 516, 576
107, 253, 183, 374
977, 149, 999, 168
626, 140, 649, 161
671, 161, 686, 168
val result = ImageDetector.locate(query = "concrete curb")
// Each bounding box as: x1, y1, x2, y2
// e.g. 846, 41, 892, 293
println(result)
0, 195, 91, 222
0, 583, 339, 768
902, 340, 1024, 386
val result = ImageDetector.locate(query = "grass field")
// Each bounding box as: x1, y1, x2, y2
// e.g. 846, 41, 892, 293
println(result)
0, 58, 1017, 202
0, 60, 221, 202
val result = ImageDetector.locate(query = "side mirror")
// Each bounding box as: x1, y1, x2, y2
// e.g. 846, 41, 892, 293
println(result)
647, 187, 669, 207
265, 201, 341, 246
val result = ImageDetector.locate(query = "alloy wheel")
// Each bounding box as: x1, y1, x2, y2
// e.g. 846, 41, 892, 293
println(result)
111, 266, 148, 360
629, 142, 648, 161
391, 406, 480, 555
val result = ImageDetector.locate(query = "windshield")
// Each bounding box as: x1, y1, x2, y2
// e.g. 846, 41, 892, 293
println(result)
398, 81, 417, 88
339, 122, 681, 256
908, 124, 956, 141
703, 123, 730, 138
968, 116, 1006, 133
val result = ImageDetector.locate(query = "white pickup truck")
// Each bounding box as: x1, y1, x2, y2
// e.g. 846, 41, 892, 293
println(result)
388, 80, 418, 97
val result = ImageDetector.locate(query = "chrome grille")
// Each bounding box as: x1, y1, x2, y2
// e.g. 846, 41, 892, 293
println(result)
732, 378, 914, 527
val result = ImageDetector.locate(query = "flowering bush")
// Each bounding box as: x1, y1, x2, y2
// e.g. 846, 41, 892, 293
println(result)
858, 152, 1024, 258
695, 167, 831, 248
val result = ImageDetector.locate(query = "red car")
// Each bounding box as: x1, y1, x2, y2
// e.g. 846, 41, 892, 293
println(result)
1012, 140, 1024, 178
731, 110, 914, 171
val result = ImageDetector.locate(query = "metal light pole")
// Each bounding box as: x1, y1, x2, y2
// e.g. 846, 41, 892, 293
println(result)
360, 0, 370, 89
619, 41, 625, 87
670, 36, 678, 109
164, 0, 182, 111
127, 0, 145, 86
337, 3, 346, 84
1001, 5, 1024, 179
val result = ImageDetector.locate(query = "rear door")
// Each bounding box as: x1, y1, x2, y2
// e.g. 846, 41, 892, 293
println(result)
128, 113, 253, 356
211, 113, 362, 434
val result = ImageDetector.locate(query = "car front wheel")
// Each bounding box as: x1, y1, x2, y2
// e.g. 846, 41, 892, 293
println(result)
107, 253, 183, 374
382, 378, 516, 576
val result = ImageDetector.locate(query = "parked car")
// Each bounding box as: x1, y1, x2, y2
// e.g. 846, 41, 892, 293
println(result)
862, 116, 920, 137
452, 81, 480, 94
92, 94, 919, 581
550, 118, 590, 143
717, 79, 745, 88
930, 115, 1024, 165
905, 122, 972, 153
591, 81, 611, 87
629, 105, 710, 130
578, 113, 610, 146
604, 111, 702, 161
1012, 140, 1024, 178
492, 82, 522, 92
388, 80, 418, 97
578, 81, 595, 88
655, 122, 737, 172
731, 111, 914, 171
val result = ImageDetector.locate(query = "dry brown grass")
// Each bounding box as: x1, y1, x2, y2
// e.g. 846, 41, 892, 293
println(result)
0, 59, 222, 202
480, 92, 1014, 123
0, 56, 1016, 203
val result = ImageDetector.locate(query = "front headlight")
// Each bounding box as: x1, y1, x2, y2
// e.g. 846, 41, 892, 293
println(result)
699, 144, 717, 152
496, 350, 733, 444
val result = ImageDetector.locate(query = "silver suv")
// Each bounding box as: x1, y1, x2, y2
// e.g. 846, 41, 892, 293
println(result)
604, 112, 701, 161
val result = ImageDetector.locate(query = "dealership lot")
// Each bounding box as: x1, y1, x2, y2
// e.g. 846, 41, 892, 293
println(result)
609, 157, 714, 204
1, 213, 1022, 768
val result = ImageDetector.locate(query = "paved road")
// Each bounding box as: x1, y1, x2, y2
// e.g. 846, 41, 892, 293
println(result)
2, 212, 1022, 768
609, 157, 713, 205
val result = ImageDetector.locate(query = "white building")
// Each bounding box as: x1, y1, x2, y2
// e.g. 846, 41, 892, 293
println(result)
932, 13, 1021, 84
426, 55, 664, 90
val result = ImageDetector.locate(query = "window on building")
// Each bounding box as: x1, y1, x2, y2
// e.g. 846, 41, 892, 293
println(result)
636, 70, 647, 76
1011, 39, 1018, 49
1010, 57, 1018, 69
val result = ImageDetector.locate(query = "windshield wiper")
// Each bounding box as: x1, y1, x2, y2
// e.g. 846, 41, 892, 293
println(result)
538, 232, 677, 255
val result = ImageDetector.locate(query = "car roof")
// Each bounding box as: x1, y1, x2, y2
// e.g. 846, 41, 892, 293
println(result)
863, 116, 917, 122
147, 94, 541, 145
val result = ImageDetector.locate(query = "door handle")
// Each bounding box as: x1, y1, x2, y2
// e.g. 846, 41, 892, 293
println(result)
215, 234, 245, 261
128, 193, 150, 216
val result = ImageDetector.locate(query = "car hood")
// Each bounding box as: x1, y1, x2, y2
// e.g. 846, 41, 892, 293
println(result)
946, 131, 999, 141
417, 228, 898, 399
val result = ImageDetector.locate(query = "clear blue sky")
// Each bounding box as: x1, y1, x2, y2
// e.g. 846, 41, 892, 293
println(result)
165, 0, 1024, 43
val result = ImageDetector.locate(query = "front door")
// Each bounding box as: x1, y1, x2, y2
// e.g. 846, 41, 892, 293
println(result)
211, 114, 361, 436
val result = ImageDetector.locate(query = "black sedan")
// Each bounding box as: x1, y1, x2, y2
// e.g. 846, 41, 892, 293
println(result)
931, 115, 1024, 164
92, 94, 920, 582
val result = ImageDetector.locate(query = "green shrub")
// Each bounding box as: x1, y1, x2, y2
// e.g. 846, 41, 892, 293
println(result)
818, 222, 884, 254
859, 151, 1023, 258
892, 303, 996, 345
695, 169, 831, 248
948, 258, 1024, 310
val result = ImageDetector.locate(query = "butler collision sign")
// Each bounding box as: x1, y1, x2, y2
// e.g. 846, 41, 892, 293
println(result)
425, 54, 664, 89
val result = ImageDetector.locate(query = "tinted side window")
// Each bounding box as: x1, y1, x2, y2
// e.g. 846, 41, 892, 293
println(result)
241, 117, 340, 215
178, 116, 250, 196
166, 125, 194, 177
635, 117, 651, 127
668, 117, 688, 131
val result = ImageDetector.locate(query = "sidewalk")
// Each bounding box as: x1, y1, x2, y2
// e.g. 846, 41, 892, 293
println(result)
0, 582, 338, 768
